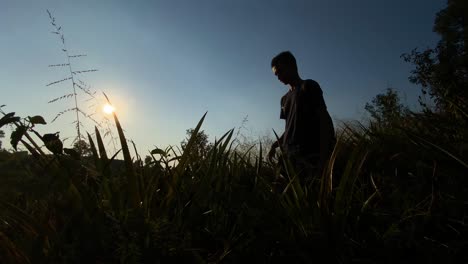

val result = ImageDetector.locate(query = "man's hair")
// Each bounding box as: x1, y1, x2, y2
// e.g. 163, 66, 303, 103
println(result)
271, 51, 297, 71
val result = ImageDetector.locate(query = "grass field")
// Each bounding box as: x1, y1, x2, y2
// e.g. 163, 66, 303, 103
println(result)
0, 106, 466, 263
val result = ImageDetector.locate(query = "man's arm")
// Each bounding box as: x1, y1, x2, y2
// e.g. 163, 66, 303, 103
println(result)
317, 108, 336, 170
303, 79, 335, 168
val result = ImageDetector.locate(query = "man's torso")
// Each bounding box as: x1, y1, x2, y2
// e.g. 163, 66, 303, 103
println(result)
280, 79, 333, 156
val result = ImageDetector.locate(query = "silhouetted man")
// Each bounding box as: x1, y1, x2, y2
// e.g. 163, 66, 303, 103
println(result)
268, 51, 336, 184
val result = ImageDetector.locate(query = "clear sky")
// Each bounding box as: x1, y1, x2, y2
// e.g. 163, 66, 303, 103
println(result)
1, 0, 445, 155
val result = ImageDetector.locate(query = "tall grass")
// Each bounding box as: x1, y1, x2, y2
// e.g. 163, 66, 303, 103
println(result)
0, 103, 466, 263
45, 10, 119, 154
46, 10, 98, 143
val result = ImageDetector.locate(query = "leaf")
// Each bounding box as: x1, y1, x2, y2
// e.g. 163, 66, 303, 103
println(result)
0, 112, 20, 128
150, 148, 167, 157
88, 132, 99, 168
42, 133, 63, 154
95, 127, 108, 162
167, 112, 207, 202
1, 113, 14, 119
46, 77, 72, 87
105, 92, 140, 208
416, 134, 468, 169
10, 126, 27, 150
28, 115, 47, 125
64, 148, 80, 159
0, 200, 54, 235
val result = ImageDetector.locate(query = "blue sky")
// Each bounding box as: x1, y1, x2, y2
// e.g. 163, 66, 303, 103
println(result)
1, 0, 445, 154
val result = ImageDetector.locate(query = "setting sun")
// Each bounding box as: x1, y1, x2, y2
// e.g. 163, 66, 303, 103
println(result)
103, 104, 115, 114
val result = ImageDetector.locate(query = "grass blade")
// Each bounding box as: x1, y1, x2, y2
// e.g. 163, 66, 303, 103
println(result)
104, 92, 140, 208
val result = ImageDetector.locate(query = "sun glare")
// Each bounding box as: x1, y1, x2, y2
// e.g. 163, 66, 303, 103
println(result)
103, 104, 115, 114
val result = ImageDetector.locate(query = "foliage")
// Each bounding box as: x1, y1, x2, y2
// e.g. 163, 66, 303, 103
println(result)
180, 128, 212, 159
365, 88, 409, 127
0, 101, 466, 263
401, 0, 468, 121
400, 0, 468, 168
72, 139, 92, 157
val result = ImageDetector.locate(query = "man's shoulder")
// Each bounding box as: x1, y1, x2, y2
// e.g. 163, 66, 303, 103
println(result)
301, 79, 322, 94
303, 79, 320, 87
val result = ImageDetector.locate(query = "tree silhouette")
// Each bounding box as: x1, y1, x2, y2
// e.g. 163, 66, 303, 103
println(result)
181, 128, 212, 159
72, 139, 92, 157
402, 0, 468, 121
365, 88, 409, 127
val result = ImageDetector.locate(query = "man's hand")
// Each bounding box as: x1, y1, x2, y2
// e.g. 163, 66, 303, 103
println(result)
268, 135, 282, 163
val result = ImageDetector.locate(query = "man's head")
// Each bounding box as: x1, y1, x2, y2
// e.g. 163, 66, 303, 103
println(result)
271, 51, 299, 86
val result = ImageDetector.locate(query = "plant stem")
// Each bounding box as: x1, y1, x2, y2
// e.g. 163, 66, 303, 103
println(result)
62, 34, 82, 149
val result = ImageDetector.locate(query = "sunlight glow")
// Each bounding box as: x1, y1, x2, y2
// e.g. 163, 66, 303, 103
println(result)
103, 104, 115, 114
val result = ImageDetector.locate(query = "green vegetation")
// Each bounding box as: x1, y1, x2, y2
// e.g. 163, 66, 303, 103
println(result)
0, 1, 467, 263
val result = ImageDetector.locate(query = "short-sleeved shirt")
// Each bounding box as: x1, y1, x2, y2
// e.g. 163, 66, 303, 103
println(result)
280, 79, 335, 155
